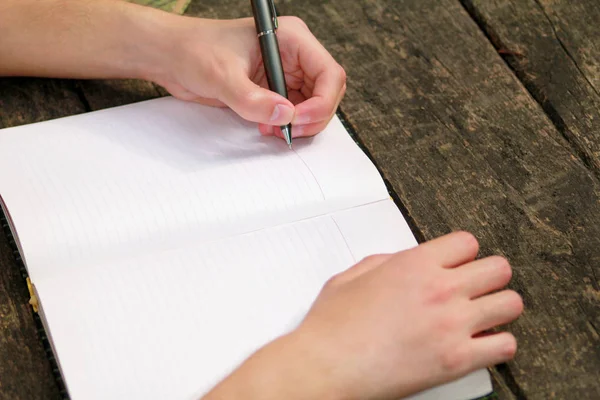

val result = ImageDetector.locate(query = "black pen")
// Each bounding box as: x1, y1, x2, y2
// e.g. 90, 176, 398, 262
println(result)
250, 0, 293, 149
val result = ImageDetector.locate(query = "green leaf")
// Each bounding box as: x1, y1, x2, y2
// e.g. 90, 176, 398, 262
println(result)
126, 0, 191, 14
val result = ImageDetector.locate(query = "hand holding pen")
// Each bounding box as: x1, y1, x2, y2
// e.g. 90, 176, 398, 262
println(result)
251, 0, 293, 148
107, 2, 346, 142
245, 1, 346, 143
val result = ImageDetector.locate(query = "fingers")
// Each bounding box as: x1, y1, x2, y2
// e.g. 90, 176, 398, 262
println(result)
469, 331, 518, 369
457, 256, 513, 299
414, 231, 479, 269
285, 19, 346, 133
218, 71, 295, 126
470, 290, 523, 334
291, 82, 347, 137
291, 67, 346, 129
259, 90, 306, 136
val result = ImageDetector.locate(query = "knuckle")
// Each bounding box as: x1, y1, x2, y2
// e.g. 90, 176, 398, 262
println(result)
238, 88, 261, 107
283, 15, 309, 30
361, 254, 387, 265
323, 273, 344, 289
427, 279, 458, 304
436, 312, 464, 332
439, 345, 472, 375
309, 121, 330, 136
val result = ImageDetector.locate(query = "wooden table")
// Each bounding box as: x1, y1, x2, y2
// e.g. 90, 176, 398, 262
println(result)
1, 0, 598, 399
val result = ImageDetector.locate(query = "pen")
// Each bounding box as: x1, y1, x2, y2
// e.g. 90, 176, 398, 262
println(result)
250, 0, 293, 149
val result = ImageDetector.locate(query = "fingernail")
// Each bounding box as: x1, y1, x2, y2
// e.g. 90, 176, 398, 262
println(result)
270, 104, 294, 125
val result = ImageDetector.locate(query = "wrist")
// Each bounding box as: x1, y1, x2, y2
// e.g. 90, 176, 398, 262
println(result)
203, 330, 345, 400
117, 4, 181, 83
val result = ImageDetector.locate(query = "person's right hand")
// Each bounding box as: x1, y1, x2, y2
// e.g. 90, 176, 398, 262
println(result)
202, 231, 523, 400
292, 231, 523, 399
154, 16, 346, 140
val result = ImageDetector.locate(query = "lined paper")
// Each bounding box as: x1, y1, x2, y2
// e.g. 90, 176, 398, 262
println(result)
0, 97, 387, 281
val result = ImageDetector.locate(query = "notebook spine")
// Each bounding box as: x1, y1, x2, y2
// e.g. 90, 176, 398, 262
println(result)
335, 108, 427, 244
0, 211, 70, 399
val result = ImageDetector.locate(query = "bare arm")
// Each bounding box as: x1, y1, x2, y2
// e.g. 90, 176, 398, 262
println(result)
0, 0, 172, 80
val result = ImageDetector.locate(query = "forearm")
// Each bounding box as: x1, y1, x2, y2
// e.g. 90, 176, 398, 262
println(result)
202, 331, 341, 400
0, 0, 174, 80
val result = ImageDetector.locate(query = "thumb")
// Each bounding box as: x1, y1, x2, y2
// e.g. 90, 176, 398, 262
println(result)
218, 74, 295, 126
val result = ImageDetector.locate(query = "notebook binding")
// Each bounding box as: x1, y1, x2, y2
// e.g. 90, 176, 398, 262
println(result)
0, 210, 70, 399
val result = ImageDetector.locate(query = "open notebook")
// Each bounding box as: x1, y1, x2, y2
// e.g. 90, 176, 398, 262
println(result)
0, 97, 491, 400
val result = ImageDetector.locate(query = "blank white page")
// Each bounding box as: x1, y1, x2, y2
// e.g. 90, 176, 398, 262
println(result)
0, 97, 388, 281
34, 199, 490, 400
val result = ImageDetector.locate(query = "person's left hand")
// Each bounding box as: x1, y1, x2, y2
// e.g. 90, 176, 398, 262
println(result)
151, 16, 347, 139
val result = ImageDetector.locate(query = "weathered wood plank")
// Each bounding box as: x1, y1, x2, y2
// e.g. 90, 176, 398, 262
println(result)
77, 79, 162, 111
462, 0, 600, 179
0, 78, 86, 128
267, 0, 598, 398
0, 78, 83, 399
186, 0, 251, 18
0, 226, 61, 400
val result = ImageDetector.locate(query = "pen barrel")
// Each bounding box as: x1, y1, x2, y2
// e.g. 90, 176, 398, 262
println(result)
259, 33, 288, 99
251, 0, 275, 34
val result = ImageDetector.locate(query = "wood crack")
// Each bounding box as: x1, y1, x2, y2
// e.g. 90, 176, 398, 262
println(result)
495, 363, 529, 400
533, 0, 600, 98
459, 0, 600, 182
589, 321, 600, 340
72, 81, 91, 112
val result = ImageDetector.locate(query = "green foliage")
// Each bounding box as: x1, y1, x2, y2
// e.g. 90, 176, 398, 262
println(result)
127, 0, 191, 14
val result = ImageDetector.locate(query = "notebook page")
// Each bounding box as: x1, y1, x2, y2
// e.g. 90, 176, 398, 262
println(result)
34, 200, 490, 400
0, 97, 388, 281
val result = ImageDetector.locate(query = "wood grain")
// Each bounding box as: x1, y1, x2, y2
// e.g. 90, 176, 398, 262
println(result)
77, 79, 162, 111
0, 227, 61, 400
0, 78, 86, 129
462, 0, 600, 179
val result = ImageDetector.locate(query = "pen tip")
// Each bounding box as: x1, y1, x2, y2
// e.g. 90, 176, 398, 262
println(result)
281, 125, 292, 150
